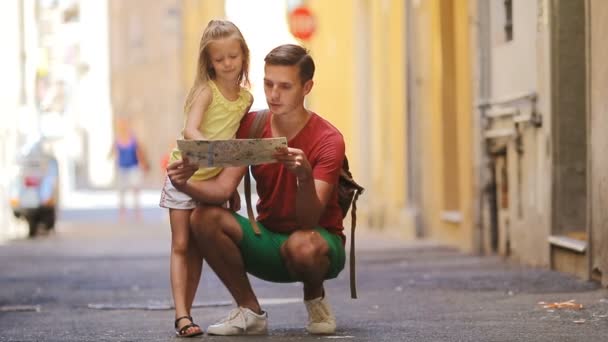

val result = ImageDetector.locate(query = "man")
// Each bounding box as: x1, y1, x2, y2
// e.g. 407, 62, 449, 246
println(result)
167, 44, 346, 335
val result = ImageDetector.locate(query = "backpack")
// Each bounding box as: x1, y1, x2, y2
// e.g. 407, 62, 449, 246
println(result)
244, 110, 364, 298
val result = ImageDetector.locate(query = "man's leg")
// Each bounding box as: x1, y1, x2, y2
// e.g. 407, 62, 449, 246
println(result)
281, 229, 341, 335
190, 205, 261, 313
280, 230, 330, 300
191, 205, 268, 336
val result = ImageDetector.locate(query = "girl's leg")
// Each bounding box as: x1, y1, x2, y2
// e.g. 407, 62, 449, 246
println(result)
185, 232, 203, 314
169, 208, 202, 335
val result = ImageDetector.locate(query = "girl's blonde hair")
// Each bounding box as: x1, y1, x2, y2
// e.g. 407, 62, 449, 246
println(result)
184, 19, 250, 114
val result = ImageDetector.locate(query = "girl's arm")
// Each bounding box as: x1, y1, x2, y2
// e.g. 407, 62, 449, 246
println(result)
167, 158, 246, 204
183, 85, 213, 140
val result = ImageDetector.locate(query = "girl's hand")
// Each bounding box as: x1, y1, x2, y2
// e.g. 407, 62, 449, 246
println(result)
166, 157, 198, 190
273, 147, 312, 181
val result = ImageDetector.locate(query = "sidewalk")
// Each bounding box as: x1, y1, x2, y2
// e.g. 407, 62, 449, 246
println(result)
60, 189, 163, 210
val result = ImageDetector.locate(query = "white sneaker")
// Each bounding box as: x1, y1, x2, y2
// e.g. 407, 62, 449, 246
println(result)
304, 295, 336, 334
207, 307, 268, 336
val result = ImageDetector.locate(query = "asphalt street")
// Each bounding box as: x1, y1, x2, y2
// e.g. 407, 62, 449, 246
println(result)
0, 207, 607, 341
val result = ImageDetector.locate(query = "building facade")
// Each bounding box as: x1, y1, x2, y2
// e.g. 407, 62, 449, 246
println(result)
474, 0, 607, 286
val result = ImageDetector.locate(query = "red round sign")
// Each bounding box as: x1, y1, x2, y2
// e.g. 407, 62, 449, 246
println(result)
288, 6, 316, 41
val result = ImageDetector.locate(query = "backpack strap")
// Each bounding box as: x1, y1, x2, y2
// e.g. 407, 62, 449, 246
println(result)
244, 110, 270, 235
350, 187, 363, 299
340, 158, 365, 299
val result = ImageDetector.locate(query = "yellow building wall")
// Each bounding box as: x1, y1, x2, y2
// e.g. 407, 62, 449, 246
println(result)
370, 0, 408, 231
453, 0, 475, 251
425, 0, 446, 243
306, 0, 356, 141
422, 0, 475, 250
307, 0, 410, 236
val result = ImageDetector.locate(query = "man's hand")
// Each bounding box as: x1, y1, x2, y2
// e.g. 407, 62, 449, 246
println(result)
229, 190, 241, 211
273, 147, 312, 181
167, 157, 198, 191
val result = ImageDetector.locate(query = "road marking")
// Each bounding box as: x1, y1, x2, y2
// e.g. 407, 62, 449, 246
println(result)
88, 301, 232, 311
259, 297, 301, 305
0, 305, 41, 312
325, 337, 355, 339
88, 298, 303, 311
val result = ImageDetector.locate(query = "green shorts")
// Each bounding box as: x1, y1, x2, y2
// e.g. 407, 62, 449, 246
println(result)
231, 213, 345, 283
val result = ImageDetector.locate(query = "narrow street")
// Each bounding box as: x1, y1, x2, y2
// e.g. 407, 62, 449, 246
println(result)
0, 205, 607, 341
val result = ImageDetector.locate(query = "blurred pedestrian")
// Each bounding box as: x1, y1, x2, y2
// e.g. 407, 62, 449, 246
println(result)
167, 44, 346, 336
159, 141, 174, 223
159, 19, 253, 337
110, 116, 149, 221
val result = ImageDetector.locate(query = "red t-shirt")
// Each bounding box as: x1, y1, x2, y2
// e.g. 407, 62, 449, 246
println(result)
237, 111, 345, 238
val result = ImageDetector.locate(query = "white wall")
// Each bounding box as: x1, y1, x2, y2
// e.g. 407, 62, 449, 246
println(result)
77, 0, 114, 188
225, 0, 297, 111
489, 0, 538, 97
0, 0, 27, 241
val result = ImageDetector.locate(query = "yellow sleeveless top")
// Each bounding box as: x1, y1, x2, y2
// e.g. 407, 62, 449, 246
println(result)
170, 80, 253, 181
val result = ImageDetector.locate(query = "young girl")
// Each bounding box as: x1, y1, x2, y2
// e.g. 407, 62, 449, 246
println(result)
159, 19, 253, 337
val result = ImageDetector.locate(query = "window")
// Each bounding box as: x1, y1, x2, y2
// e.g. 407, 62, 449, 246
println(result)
504, 0, 513, 41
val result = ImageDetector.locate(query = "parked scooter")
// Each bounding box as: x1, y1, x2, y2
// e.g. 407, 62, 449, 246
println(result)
9, 139, 59, 237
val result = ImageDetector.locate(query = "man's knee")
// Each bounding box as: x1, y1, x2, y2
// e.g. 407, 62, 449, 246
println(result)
190, 206, 224, 240
282, 231, 329, 270
190, 206, 242, 243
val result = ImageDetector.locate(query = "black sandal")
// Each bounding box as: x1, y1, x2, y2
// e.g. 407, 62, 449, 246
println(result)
174, 315, 203, 337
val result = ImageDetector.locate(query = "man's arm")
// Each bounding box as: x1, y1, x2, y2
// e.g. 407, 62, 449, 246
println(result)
273, 147, 336, 229
295, 175, 334, 229
167, 158, 247, 205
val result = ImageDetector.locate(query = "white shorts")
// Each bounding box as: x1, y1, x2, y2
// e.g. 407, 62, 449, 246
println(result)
159, 176, 197, 210
117, 167, 143, 190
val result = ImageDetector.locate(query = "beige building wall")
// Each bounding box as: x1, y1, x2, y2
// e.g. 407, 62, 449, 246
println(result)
505, 0, 549, 267
476, 0, 551, 266
181, 0, 226, 95
109, 0, 187, 186
587, 0, 608, 286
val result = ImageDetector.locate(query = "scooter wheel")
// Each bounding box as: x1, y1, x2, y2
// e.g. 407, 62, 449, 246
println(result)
27, 219, 38, 237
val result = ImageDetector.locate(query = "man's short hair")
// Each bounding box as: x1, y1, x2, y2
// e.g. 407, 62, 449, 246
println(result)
264, 44, 315, 84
